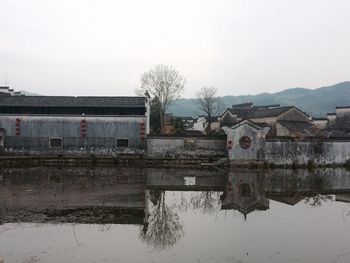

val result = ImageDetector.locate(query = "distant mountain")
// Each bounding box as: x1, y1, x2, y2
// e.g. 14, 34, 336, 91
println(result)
168, 81, 350, 117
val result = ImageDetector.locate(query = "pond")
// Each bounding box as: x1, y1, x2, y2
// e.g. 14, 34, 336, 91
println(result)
1, 167, 350, 263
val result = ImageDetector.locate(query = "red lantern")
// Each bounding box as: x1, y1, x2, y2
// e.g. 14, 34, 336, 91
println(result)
15, 118, 20, 136
80, 119, 87, 137
227, 140, 233, 150
140, 122, 145, 140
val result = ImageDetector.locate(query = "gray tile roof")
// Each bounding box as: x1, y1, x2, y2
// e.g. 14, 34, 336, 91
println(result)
277, 120, 314, 131
336, 106, 350, 109
206, 116, 220, 122
220, 111, 238, 126
247, 106, 293, 118
312, 117, 327, 121
0, 96, 147, 107
228, 108, 255, 118
230, 119, 269, 130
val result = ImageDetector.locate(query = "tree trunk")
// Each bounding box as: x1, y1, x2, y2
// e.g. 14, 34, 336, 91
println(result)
207, 114, 211, 135
160, 109, 165, 134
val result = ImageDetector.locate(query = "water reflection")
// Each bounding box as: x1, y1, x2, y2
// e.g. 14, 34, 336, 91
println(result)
140, 190, 184, 251
221, 168, 350, 219
1, 167, 350, 253
221, 171, 269, 220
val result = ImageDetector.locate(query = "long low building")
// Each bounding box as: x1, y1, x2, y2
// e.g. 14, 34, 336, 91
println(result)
0, 95, 150, 155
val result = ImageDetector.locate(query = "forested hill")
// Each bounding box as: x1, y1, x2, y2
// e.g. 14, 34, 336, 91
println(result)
168, 81, 350, 117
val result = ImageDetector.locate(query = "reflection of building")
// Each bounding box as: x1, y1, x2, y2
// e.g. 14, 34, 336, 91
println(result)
220, 168, 350, 216
0, 167, 147, 225
3, 167, 350, 224
268, 196, 304, 206
221, 171, 269, 219
0, 167, 228, 225
335, 194, 350, 203
146, 168, 227, 191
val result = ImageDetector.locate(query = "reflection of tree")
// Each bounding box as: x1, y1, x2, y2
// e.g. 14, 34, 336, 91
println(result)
304, 194, 334, 206
140, 191, 184, 250
98, 224, 112, 232
190, 191, 219, 215
177, 191, 220, 214
177, 192, 189, 213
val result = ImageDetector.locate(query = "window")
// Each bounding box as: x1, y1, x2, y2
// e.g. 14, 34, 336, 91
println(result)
184, 176, 196, 186
116, 138, 129, 148
239, 136, 252, 149
49, 138, 63, 148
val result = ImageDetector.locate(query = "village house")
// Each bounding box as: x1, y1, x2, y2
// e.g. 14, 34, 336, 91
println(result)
312, 106, 350, 137
192, 116, 220, 134
336, 106, 350, 118
0, 86, 22, 97
192, 116, 207, 133
219, 102, 313, 137
0, 94, 150, 155
162, 114, 191, 135
312, 117, 328, 129
207, 116, 221, 133
327, 112, 337, 124
180, 116, 195, 130
326, 106, 350, 137
162, 114, 176, 134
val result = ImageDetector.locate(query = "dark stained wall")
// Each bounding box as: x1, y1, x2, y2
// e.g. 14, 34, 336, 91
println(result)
0, 115, 146, 154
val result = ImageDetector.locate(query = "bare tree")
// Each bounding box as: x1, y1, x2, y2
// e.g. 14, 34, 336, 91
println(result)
196, 86, 225, 134
137, 64, 186, 133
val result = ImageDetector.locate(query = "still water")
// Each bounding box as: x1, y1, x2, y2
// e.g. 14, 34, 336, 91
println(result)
1, 167, 350, 263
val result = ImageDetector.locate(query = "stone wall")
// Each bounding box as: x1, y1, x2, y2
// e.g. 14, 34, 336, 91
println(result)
223, 120, 350, 166
147, 136, 226, 159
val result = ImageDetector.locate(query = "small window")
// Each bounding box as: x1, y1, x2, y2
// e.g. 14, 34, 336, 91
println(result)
49, 138, 63, 148
184, 176, 196, 186
239, 136, 252, 149
116, 138, 129, 148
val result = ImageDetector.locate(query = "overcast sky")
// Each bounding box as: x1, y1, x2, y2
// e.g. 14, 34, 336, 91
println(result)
0, 0, 349, 98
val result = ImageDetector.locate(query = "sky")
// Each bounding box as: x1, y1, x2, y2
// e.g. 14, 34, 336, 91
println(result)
0, 0, 349, 98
